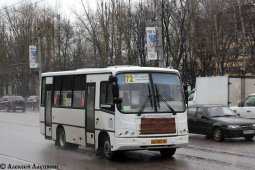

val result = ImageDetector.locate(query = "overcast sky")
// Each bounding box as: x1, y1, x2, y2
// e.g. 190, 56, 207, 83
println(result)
0, 0, 100, 19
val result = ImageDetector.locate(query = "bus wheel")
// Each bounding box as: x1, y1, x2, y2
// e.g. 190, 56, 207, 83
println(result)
101, 135, 117, 161
56, 128, 67, 148
160, 148, 176, 158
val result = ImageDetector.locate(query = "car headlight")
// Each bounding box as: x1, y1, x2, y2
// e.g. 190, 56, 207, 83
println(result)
228, 125, 241, 129
252, 124, 255, 129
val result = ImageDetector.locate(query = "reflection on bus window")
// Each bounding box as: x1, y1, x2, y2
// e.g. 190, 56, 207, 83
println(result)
53, 91, 60, 106
60, 76, 73, 107
100, 82, 113, 111
73, 75, 86, 108
61, 91, 72, 107
73, 91, 85, 107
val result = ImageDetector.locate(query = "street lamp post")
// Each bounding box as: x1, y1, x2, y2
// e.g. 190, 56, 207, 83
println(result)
156, 0, 164, 68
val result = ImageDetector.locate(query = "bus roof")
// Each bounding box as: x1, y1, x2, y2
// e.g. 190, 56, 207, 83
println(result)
41, 66, 179, 77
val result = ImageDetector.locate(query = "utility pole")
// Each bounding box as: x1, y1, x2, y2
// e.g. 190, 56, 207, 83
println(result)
156, 0, 164, 68
37, 28, 42, 97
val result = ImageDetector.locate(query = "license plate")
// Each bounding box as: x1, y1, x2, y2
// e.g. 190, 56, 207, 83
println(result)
243, 130, 255, 135
151, 139, 167, 144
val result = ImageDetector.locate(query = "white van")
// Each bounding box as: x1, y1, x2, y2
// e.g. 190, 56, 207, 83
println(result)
231, 94, 255, 119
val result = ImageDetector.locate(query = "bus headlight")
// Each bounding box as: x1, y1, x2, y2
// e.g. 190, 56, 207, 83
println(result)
118, 130, 137, 137
179, 128, 188, 135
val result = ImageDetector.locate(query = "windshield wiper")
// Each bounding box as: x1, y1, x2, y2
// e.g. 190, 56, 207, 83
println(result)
222, 115, 235, 117
213, 115, 234, 117
212, 115, 223, 117
137, 85, 152, 116
155, 84, 176, 115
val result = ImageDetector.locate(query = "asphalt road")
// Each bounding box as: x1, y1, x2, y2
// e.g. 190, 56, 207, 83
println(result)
0, 110, 254, 170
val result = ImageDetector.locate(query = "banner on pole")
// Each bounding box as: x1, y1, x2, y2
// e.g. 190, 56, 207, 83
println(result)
146, 27, 157, 60
29, 45, 38, 68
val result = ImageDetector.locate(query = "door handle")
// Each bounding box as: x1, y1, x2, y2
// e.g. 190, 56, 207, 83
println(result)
247, 110, 251, 113
96, 118, 99, 121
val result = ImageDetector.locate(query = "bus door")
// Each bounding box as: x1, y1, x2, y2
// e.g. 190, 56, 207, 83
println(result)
86, 83, 96, 147
45, 79, 53, 139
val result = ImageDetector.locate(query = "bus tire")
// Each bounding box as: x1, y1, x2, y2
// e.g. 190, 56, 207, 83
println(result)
101, 134, 117, 161
56, 127, 67, 148
160, 148, 176, 158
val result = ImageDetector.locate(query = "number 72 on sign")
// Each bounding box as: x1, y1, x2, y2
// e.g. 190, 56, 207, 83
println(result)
125, 74, 134, 83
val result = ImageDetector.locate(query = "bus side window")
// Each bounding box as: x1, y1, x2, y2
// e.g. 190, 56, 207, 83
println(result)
73, 75, 86, 108
100, 81, 114, 111
53, 76, 61, 106
60, 76, 73, 107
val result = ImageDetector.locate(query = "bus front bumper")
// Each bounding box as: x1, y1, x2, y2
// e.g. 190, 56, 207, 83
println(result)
111, 135, 188, 151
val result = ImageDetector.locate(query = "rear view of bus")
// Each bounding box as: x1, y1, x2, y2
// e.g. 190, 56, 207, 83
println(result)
40, 66, 188, 161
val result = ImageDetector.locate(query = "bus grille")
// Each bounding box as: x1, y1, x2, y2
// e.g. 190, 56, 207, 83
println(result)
140, 118, 176, 134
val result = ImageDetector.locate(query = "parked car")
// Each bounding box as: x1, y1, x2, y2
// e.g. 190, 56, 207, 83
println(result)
231, 93, 255, 119
188, 105, 255, 142
0, 96, 26, 112
26, 96, 39, 111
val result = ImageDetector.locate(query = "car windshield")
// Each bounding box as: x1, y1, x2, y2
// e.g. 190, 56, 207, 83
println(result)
9, 96, 24, 100
207, 106, 237, 117
117, 72, 185, 113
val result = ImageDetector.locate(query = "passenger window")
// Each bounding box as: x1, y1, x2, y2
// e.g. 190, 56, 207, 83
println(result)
53, 77, 61, 106
243, 96, 255, 107
60, 76, 73, 107
196, 108, 207, 119
73, 75, 86, 108
100, 82, 114, 111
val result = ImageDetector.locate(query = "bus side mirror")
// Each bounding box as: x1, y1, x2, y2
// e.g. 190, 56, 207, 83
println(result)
112, 82, 119, 98
109, 75, 119, 98
183, 84, 188, 104
113, 98, 122, 104
109, 75, 118, 83
109, 75, 122, 104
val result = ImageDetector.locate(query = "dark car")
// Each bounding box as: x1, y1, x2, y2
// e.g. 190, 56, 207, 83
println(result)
0, 96, 26, 112
26, 96, 39, 111
188, 105, 255, 141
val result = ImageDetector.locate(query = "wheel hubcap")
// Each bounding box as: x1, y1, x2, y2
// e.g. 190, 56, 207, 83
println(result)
214, 129, 221, 141
104, 141, 111, 157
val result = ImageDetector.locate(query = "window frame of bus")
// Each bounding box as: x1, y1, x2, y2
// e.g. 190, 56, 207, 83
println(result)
100, 81, 114, 112
41, 77, 46, 107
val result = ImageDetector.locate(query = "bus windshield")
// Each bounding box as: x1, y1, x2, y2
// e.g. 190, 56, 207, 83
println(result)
117, 73, 185, 114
